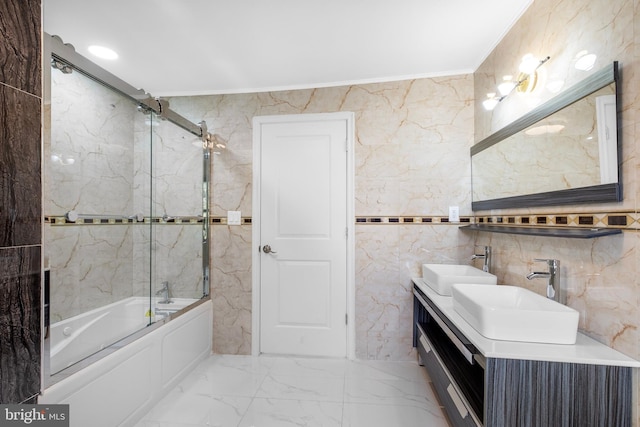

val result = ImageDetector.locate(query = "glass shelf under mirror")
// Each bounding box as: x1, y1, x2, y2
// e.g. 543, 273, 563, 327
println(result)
460, 224, 622, 238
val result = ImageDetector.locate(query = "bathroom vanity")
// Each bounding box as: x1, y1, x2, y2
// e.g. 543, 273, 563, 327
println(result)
412, 278, 639, 427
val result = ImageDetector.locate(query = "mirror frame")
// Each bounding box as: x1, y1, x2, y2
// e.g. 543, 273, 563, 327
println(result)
471, 62, 621, 211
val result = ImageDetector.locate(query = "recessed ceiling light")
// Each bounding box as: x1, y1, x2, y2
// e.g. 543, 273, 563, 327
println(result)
88, 45, 118, 60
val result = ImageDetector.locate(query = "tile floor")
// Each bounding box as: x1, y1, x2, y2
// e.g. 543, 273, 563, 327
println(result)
134, 355, 450, 427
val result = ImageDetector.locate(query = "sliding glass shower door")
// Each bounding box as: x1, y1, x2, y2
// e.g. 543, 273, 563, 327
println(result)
45, 41, 210, 378
144, 111, 208, 307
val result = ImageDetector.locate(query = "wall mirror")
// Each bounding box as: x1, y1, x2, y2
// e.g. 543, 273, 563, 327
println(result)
471, 62, 621, 211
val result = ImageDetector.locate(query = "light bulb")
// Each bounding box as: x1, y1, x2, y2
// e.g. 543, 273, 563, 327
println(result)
483, 97, 499, 111
498, 80, 516, 96
519, 54, 540, 75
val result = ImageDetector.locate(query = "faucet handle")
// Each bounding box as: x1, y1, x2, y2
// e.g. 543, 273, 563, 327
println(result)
533, 258, 559, 269
474, 245, 491, 255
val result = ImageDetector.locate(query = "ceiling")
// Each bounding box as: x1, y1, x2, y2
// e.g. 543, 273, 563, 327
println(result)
43, 0, 532, 97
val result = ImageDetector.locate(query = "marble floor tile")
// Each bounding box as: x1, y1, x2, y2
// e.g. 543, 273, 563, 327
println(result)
238, 398, 343, 427
135, 354, 449, 427
255, 374, 345, 402
177, 366, 267, 398
345, 359, 430, 383
344, 376, 436, 406
268, 356, 348, 378
342, 401, 450, 427
139, 393, 251, 427
195, 354, 276, 375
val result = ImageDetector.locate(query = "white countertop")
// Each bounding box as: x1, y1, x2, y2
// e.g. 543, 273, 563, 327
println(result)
413, 278, 640, 368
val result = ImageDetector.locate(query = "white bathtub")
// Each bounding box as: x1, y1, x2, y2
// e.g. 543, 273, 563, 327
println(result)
40, 299, 212, 427
50, 296, 199, 373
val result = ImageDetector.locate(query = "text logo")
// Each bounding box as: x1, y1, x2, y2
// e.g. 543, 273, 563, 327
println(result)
0, 405, 69, 427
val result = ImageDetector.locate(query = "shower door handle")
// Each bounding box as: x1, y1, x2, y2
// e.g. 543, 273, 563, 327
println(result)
262, 245, 277, 254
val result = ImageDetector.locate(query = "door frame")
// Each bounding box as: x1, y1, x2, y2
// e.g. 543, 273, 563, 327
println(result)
251, 112, 355, 359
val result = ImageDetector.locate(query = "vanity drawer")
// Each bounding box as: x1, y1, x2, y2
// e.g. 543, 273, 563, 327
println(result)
418, 327, 481, 427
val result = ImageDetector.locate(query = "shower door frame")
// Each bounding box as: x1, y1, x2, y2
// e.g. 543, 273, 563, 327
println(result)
43, 33, 212, 387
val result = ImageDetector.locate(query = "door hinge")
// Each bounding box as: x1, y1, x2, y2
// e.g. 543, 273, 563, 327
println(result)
345, 139, 349, 152
345, 227, 348, 239
345, 314, 348, 325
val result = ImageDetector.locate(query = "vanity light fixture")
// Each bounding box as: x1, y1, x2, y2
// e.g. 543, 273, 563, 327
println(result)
483, 54, 551, 110
497, 75, 517, 96
482, 93, 500, 111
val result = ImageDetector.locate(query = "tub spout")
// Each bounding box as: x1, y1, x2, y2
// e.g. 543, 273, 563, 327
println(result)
156, 281, 172, 304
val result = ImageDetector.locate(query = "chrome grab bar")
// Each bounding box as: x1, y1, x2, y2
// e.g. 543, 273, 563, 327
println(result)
65, 210, 144, 222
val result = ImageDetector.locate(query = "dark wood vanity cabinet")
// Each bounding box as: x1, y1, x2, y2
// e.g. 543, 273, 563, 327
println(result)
413, 285, 633, 427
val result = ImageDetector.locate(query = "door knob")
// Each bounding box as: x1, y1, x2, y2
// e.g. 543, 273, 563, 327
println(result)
262, 245, 277, 254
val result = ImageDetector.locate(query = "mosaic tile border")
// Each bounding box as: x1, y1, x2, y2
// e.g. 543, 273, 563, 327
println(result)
211, 217, 253, 225
45, 216, 205, 225
473, 211, 640, 230
352, 212, 640, 231
46, 212, 640, 231
355, 216, 473, 224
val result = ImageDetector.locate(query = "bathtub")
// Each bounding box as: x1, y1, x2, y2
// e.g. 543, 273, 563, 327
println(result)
40, 298, 212, 427
50, 296, 199, 373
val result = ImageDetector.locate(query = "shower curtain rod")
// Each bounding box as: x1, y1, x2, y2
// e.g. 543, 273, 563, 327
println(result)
46, 33, 212, 142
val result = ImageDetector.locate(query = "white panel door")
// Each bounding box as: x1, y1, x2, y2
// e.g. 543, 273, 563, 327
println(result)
258, 116, 348, 357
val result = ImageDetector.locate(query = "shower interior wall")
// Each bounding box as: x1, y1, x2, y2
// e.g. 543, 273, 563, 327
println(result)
45, 67, 204, 325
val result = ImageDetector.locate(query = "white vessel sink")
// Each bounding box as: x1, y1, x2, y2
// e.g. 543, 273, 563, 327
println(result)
421, 264, 497, 296
451, 284, 579, 344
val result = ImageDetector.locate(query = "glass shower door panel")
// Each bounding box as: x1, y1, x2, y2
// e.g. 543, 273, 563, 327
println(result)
46, 66, 152, 374
150, 116, 205, 308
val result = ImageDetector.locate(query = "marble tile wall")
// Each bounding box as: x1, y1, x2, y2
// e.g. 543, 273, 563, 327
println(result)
473, 0, 640, 422
0, 0, 42, 403
48, 69, 136, 216
170, 74, 476, 357
45, 69, 206, 323
46, 68, 137, 321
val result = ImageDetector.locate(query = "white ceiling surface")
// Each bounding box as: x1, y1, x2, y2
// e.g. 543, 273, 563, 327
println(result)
43, 0, 533, 97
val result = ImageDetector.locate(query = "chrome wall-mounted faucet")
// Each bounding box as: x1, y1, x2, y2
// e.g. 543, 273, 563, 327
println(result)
156, 281, 172, 304
471, 245, 492, 273
527, 259, 563, 304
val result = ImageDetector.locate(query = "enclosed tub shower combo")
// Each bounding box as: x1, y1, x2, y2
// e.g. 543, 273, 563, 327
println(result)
39, 34, 215, 426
